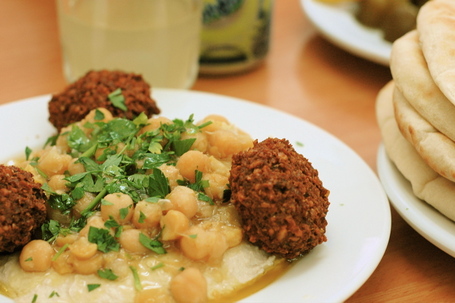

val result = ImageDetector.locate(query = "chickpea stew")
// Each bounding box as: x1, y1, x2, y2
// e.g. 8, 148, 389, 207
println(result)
0, 108, 283, 303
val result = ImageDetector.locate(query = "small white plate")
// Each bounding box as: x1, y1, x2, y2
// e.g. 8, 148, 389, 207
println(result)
301, 0, 391, 66
377, 144, 455, 257
0, 90, 391, 302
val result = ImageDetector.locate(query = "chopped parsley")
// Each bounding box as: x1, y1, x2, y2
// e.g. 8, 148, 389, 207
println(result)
87, 284, 101, 292
139, 233, 166, 254
49, 291, 60, 298
98, 268, 118, 281
37, 114, 214, 254
25, 146, 32, 161
130, 266, 142, 291
108, 88, 127, 111
87, 226, 120, 253
150, 263, 165, 271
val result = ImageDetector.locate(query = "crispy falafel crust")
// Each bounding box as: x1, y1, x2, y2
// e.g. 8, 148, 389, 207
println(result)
229, 138, 330, 260
0, 165, 47, 253
48, 70, 160, 131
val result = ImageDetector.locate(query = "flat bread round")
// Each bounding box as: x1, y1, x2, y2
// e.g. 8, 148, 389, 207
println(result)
393, 85, 455, 182
417, 0, 455, 105
376, 81, 455, 221
390, 30, 455, 142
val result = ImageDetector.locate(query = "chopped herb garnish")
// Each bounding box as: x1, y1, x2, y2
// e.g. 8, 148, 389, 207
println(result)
88, 226, 120, 253
151, 263, 165, 270
52, 243, 69, 261
98, 268, 118, 281
94, 109, 105, 121
87, 284, 101, 292
35, 113, 219, 256
119, 206, 130, 220
138, 211, 146, 224
32, 294, 38, 303
25, 146, 32, 161
130, 266, 142, 291
41, 219, 62, 242
49, 291, 60, 298
139, 233, 166, 254
25, 257, 33, 262
148, 168, 170, 198
108, 88, 127, 111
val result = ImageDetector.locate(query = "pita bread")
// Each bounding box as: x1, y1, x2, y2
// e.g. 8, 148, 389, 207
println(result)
376, 81, 455, 221
390, 30, 455, 142
393, 85, 455, 182
417, 0, 455, 105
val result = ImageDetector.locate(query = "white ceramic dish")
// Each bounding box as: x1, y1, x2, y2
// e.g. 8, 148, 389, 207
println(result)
0, 90, 391, 302
377, 144, 455, 258
300, 0, 391, 66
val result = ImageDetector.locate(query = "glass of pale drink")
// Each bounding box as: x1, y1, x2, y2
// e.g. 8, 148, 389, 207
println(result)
56, 0, 203, 89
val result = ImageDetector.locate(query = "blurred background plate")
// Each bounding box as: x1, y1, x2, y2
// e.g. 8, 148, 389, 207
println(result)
301, 0, 391, 66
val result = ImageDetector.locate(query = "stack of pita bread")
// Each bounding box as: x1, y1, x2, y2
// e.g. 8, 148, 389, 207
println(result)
377, 0, 455, 221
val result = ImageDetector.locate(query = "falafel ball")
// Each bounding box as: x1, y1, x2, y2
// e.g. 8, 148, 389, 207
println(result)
48, 70, 161, 131
0, 165, 47, 253
229, 138, 330, 260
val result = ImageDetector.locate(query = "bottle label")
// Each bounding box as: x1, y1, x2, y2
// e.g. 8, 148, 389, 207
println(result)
199, 0, 273, 72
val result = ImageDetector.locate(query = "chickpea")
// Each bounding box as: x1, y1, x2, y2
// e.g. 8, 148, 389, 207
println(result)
118, 229, 149, 254
208, 156, 230, 176
69, 252, 104, 275
198, 115, 229, 133
82, 108, 113, 125
37, 146, 73, 176
158, 164, 183, 190
181, 131, 208, 153
179, 226, 229, 264
139, 117, 172, 135
166, 186, 198, 218
67, 158, 85, 175
69, 236, 98, 260
160, 210, 190, 241
101, 193, 134, 224
103, 256, 130, 279
225, 227, 243, 248
79, 215, 106, 237
55, 127, 71, 152
202, 173, 228, 201
132, 201, 162, 229
206, 128, 253, 160
55, 233, 78, 247
47, 174, 68, 193
20, 240, 55, 272
176, 150, 210, 183
72, 192, 97, 218
52, 250, 73, 274
170, 267, 208, 303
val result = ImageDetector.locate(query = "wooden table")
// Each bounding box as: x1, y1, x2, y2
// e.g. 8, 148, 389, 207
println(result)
1, 0, 455, 302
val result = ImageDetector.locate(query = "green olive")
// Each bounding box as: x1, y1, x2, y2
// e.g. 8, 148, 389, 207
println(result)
380, 2, 418, 42
355, 0, 390, 28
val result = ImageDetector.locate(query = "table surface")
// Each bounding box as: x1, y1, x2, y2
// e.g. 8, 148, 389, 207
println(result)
2, 0, 455, 302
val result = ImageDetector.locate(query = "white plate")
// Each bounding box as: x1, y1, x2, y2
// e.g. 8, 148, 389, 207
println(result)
0, 90, 391, 303
301, 0, 391, 66
377, 144, 455, 257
